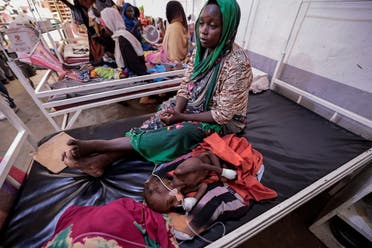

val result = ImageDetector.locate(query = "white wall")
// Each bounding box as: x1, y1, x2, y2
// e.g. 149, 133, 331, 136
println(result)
236, 0, 372, 94
127, 0, 205, 20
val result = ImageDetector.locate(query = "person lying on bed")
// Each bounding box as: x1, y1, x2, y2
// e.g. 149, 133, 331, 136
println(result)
143, 151, 237, 213
146, 1, 189, 64
62, 0, 252, 177
100, 7, 148, 76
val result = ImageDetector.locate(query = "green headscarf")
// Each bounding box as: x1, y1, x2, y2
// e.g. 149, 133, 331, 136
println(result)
191, 0, 241, 80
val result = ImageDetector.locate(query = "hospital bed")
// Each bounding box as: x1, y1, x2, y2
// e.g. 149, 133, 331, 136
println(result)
1, 87, 370, 247
1, 1, 372, 247
1, 21, 186, 132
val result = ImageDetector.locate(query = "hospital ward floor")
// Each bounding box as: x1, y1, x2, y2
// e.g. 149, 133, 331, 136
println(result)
1, 72, 326, 248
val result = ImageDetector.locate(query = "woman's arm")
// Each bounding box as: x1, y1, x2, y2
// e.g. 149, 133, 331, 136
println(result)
210, 49, 252, 125
161, 108, 215, 125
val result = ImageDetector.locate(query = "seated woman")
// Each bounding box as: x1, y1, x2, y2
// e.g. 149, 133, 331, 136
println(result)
62, 0, 252, 177
146, 1, 189, 64
100, 7, 147, 76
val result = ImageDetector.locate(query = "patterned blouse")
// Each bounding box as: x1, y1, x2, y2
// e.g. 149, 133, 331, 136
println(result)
177, 45, 253, 125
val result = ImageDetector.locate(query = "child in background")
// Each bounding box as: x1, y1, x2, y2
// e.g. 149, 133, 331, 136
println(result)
121, 3, 155, 51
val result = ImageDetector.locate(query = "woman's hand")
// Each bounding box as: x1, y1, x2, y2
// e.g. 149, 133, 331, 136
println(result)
160, 107, 183, 125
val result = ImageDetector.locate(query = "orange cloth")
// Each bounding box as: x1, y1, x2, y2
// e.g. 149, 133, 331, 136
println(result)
192, 133, 277, 203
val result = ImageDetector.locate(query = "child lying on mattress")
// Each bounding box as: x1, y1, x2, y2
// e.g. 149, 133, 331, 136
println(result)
142, 133, 279, 241
143, 151, 237, 213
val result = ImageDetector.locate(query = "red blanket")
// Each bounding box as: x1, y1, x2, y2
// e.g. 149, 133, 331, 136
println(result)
44, 198, 177, 248
192, 133, 277, 203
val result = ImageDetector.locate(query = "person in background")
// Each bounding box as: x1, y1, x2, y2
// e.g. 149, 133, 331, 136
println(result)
121, 3, 155, 51
62, 0, 252, 178
94, 0, 115, 12
188, 14, 196, 44
100, 7, 147, 76
60, 0, 115, 65
121, 3, 141, 41
0, 80, 17, 121
146, 1, 189, 65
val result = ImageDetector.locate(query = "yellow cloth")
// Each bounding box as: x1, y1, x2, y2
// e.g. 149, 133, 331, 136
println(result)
163, 21, 188, 63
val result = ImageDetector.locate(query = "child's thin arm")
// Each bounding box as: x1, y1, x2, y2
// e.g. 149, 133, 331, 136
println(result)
183, 183, 208, 212
200, 163, 237, 180
200, 151, 222, 168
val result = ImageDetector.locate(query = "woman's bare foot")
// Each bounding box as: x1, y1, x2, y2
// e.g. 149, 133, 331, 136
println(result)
62, 151, 108, 177
66, 139, 101, 159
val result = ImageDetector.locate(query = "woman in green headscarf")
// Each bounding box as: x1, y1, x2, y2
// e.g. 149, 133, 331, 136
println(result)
62, 0, 253, 177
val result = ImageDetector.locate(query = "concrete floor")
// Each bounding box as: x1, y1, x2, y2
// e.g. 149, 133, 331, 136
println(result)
0, 71, 327, 247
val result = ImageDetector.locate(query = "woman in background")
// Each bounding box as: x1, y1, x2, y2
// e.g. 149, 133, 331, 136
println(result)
146, 1, 189, 64
101, 7, 147, 76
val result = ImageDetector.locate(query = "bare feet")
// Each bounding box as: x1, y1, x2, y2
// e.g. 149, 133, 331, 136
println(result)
62, 151, 108, 177
67, 139, 100, 159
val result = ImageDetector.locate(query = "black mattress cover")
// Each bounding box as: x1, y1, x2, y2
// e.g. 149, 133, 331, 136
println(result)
1, 91, 371, 247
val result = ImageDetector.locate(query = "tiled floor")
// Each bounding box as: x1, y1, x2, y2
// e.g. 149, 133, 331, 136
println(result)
1, 71, 328, 247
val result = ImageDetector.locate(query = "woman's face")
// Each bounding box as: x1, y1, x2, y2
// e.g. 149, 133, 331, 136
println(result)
198, 4, 222, 49
125, 6, 135, 19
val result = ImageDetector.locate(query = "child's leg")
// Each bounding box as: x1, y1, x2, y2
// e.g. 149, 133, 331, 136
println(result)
67, 137, 133, 158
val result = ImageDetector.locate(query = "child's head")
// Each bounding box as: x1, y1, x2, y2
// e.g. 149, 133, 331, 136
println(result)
124, 4, 135, 19
144, 175, 183, 213
166, 1, 187, 29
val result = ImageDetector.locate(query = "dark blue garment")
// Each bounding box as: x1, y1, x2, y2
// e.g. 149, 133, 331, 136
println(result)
121, 3, 142, 41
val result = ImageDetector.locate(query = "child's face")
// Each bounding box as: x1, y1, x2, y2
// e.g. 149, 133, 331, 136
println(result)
144, 177, 183, 213
125, 6, 135, 19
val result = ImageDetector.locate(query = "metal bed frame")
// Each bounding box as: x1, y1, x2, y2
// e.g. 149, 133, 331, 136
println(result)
6, 61, 186, 131
1, 19, 187, 131
0, 97, 37, 188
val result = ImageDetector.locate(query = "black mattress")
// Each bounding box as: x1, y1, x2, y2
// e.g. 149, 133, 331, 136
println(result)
1, 90, 371, 247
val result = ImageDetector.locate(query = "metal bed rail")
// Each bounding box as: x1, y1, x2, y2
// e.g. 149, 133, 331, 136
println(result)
0, 97, 37, 188
7, 57, 186, 131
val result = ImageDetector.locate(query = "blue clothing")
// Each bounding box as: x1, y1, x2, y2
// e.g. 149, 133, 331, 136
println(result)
121, 3, 142, 41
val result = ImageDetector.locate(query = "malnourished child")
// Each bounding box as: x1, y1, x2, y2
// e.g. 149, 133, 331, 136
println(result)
143, 151, 237, 213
